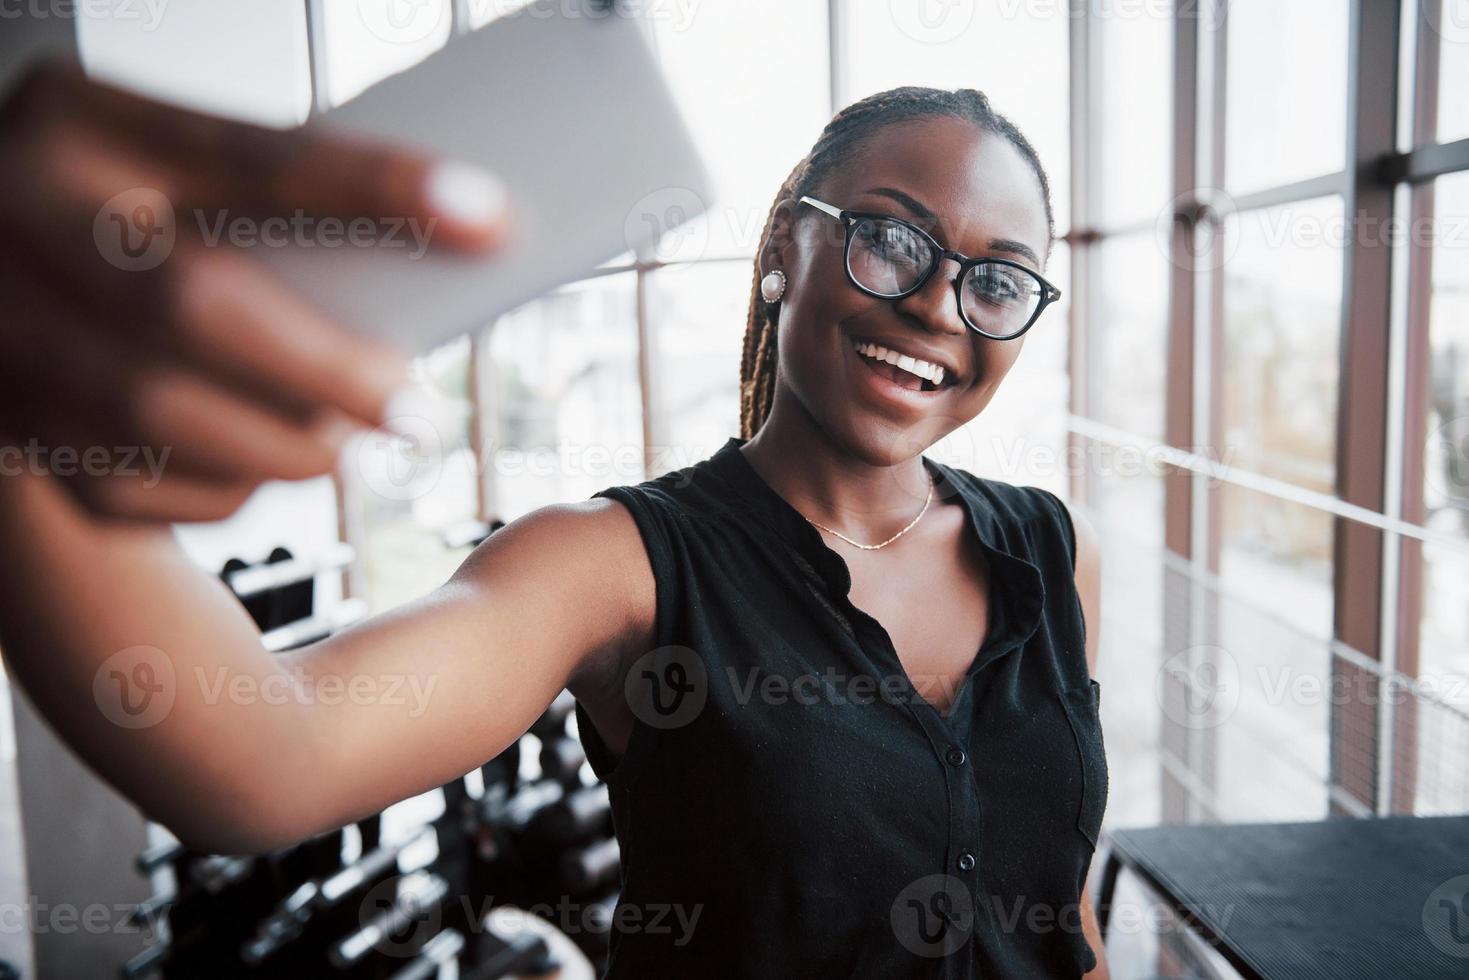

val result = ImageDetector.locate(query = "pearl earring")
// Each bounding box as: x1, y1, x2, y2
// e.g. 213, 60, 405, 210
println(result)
760, 269, 787, 303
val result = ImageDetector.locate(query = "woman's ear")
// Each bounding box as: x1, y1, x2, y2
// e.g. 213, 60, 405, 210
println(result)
758, 197, 798, 276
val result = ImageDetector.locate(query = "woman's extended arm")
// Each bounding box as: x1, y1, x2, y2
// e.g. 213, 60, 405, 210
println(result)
0, 466, 654, 856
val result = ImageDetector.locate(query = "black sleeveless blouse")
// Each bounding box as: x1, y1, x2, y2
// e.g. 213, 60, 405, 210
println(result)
574, 435, 1108, 978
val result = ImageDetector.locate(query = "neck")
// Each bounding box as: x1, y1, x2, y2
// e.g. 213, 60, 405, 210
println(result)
739, 394, 934, 542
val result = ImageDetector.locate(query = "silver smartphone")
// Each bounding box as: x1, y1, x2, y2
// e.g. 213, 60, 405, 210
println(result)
253, 1, 712, 352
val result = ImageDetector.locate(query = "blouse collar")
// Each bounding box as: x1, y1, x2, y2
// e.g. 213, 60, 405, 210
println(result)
705, 436, 1046, 663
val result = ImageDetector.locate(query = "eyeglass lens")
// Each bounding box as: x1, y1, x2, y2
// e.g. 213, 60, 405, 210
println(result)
845, 215, 1043, 338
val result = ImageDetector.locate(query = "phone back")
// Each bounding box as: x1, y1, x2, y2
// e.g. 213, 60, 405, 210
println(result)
253, 2, 712, 351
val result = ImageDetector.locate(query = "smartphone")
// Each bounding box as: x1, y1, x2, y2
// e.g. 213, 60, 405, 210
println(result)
253, 1, 713, 352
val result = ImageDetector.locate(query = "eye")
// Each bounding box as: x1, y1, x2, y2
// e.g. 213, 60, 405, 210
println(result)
967, 264, 1032, 308
857, 218, 929, 268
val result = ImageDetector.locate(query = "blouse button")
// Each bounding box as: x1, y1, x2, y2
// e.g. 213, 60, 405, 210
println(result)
956, 850, 976, 872
945, 746, 967, 767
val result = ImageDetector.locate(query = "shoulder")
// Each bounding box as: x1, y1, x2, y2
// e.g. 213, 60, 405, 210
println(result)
452, 497, 657, 684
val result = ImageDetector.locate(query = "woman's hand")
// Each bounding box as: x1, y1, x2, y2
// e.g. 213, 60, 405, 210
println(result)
0, 61, 510, 523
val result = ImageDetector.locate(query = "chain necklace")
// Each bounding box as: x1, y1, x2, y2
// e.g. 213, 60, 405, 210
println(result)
801, 472, 935, 551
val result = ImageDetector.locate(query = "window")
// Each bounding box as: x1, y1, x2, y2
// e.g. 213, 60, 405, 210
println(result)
1224, 0, 1348, 194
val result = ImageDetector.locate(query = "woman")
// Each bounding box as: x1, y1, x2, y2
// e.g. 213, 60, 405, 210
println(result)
0, 71, 1108, 978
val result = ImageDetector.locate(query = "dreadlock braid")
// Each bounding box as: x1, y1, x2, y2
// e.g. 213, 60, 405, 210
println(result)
738, 86, 1055, 439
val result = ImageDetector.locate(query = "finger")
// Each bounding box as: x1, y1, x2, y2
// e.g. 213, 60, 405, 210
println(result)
125, 366, 357, 485
164, 242, 412, 429
57, 465, 262, 525
0, 258, 367, 484
0, 220, 409, 434
9, 61, 510, 253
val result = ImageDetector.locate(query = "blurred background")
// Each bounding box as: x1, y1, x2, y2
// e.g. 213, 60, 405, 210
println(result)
0, 1, 1466, 977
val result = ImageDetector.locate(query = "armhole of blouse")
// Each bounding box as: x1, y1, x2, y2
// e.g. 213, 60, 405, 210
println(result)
1029, 485, 1089, 658
579, 483, 680, 791
1032, 485, 1078, 575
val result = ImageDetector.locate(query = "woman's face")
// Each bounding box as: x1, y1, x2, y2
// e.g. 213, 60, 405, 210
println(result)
764, 116, 1052, 467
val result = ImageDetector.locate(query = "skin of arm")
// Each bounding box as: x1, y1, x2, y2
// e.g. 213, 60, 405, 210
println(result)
1069, 504, 1111, 980
0, 466, 653, 855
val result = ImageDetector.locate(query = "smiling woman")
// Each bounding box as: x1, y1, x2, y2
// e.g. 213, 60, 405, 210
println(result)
564, 85, 1109, 978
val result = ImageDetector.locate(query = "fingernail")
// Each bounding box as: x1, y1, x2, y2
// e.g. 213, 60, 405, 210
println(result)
425, 161, 508, 226
382, 384, 461, 440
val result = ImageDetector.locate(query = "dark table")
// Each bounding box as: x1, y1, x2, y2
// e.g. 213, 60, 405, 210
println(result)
1095, 815, 1469, 979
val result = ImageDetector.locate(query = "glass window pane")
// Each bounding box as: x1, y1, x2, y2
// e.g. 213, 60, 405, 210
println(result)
486, 274, 643, 519
1221, 197, 1344, 493
646, 261, 750, 473
356, 335, 480, 610
1220, 483, 1335, 641
318, 0, 452, 107
1419, 172, 1469, 685
77, 1, 312, 126
1089, 231, 1170, 444
1225, 0, 1348, 194
1433, 5, 1469, 144
845, 3, 1071, 232
1213, 484, 1337, 819
1093, 8, 1173, 227
650, 2, 830, 260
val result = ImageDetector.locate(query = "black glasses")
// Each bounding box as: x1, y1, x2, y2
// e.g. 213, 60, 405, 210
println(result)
798, 195, 1060, 341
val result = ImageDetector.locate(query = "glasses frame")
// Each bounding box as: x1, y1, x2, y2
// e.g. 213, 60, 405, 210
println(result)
798, 195, 1061, 341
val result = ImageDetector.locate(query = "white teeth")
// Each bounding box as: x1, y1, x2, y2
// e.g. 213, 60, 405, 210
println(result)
852, 339, 946, 387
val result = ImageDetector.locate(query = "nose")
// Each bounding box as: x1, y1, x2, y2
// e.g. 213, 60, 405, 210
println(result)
890, 255, 968, 337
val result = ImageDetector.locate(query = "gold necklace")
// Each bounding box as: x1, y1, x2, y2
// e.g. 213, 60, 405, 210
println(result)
802, 472, 935, 551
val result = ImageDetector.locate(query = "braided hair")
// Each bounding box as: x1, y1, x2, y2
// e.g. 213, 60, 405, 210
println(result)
738, 86, 1055, 439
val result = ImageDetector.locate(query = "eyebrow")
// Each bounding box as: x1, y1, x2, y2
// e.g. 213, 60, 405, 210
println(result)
861, 185, 1043, 268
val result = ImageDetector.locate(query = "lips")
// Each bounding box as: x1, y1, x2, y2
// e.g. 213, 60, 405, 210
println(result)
843, 337, 953, 413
